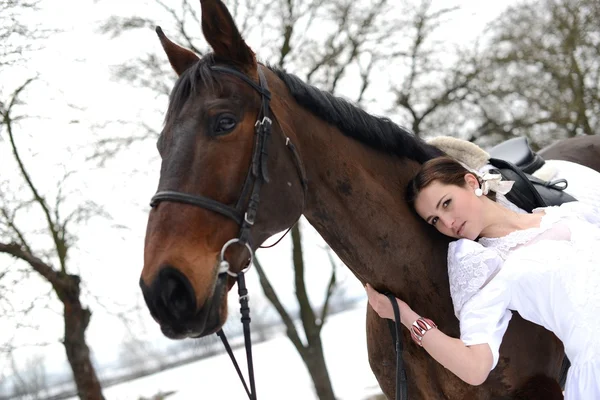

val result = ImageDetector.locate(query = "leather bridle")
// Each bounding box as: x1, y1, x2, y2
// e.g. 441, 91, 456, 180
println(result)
149, 64, 307, 400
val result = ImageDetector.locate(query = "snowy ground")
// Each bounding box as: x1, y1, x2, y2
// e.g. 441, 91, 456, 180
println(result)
79, 305, 383, 400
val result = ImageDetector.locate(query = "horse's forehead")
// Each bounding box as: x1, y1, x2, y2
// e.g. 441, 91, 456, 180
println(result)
160, 72, 261, 146
183, 74, 258, 110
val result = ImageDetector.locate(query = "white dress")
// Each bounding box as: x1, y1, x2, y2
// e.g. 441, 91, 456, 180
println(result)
448, 201, 600, 399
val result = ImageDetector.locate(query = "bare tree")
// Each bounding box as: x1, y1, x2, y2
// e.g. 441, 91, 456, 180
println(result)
389, 0, 483, 139
0, 80, 105, 400
0, 0, 45, 68
94, 0, 426, 159
8, 354, 49, 400
254, 222, 338, 400
469, 0, 600, 147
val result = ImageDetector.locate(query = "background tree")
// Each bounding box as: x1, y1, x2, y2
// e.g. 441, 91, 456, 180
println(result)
7, 354, 49, 400
469, 0, 600, 148
1, 1, 106, 398
0, 81, 106, 399
390, 0, 483, 139
0, 0, 45, 68
253, 223, 339, 400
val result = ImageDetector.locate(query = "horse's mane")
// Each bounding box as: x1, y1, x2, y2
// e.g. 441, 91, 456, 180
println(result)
165, 55, 443, 163
164, 55, 220, 125
269, 66, 443, 163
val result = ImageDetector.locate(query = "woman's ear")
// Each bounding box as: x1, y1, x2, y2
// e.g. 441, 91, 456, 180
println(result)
464, 173, 480, 190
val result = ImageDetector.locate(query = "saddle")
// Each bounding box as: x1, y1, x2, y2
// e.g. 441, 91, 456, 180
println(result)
488, 137, 576, 212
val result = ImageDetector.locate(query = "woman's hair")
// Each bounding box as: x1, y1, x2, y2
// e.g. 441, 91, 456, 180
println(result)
406, 156, 480, 207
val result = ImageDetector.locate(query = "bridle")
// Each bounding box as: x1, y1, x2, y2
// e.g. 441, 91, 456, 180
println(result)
149, 64, 307, 400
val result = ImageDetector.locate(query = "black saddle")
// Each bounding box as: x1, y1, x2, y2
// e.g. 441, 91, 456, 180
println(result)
488, 136, 545, 174
488, 137, 576, 213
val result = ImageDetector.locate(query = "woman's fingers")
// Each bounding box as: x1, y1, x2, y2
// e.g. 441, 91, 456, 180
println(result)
365, 284, 394, 320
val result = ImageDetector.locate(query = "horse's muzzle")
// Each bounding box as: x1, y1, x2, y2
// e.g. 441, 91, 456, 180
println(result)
140, 266, 227, 339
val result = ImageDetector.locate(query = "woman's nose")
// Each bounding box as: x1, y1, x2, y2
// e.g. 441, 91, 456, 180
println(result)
440, 216, 454, 230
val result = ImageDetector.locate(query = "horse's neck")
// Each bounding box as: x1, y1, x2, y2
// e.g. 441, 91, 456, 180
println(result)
297, 121, 449, 303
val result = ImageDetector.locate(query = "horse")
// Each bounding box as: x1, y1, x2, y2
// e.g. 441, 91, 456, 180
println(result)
539, 135, 600, 172
140, 0, 600, 398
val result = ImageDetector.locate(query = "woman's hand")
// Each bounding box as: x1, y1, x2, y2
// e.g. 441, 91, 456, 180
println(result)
365, 284, 418, 328
366, 286, 493, 386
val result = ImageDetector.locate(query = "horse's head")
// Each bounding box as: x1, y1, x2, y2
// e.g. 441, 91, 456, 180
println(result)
141, 0, 305, 339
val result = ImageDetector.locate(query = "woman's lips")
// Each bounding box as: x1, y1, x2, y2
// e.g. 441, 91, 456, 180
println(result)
457, 221, 466, 236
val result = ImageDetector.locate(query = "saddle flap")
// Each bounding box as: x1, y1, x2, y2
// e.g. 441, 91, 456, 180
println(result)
489, 158, 577, 213
488, 137, 545, 174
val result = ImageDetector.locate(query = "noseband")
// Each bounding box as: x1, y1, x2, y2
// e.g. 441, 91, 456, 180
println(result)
149, 65, 307, 400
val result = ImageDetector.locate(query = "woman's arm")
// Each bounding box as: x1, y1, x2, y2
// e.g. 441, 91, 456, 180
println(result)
366, 284, 493, 386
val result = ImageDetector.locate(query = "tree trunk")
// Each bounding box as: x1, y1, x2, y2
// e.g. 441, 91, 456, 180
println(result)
303, 337, 336, 400
59, 274, 105, 400
290, 225, 337, 400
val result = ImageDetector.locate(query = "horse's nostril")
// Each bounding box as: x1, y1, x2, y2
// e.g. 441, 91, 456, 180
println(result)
148, 267, 197, 324
160, 275, 194, 318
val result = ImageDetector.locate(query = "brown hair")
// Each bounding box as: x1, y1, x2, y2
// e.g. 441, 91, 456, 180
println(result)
406, 156, 489, 207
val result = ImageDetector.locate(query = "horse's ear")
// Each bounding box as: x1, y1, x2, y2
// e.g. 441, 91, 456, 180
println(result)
200, 0, 257, 74
156, 27, 200, 76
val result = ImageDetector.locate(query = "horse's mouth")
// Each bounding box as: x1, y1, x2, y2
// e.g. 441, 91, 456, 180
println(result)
159, 275, 228, 339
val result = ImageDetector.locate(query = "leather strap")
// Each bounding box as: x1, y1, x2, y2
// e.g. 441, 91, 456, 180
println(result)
150, 191, 243, 224
386, 293, 408, 400
216, 272, 256, 400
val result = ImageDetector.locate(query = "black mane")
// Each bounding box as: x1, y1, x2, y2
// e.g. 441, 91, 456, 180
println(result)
269, 66, 443, 163
165, 56, 443, 163
165, 55, 220, 124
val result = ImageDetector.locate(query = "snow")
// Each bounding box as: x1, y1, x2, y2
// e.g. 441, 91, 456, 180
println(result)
63, 304, 382, 400
83, 306, 383, 400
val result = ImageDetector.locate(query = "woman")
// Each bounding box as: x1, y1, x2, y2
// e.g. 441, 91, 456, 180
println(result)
366, 156, 600, 397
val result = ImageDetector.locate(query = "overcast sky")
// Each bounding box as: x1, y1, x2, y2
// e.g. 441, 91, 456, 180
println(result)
1, 0, 517, 384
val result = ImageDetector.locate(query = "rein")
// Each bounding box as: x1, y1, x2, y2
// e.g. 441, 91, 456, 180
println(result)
149, 64, 307, 400
386, 293, 408, 400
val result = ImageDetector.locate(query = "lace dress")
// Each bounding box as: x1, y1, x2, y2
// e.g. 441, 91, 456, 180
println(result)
448, 202, 600, 399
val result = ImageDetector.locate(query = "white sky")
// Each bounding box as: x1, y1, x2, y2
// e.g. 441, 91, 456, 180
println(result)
1, 0, 517, 391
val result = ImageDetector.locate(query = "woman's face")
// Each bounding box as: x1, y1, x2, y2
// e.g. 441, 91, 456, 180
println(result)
414, 174, 484, 240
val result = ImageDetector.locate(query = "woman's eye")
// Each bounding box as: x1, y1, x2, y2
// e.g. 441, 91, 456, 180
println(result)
431, 217, 439, 225
443, 199, 451, 208
215, 115, 237, 134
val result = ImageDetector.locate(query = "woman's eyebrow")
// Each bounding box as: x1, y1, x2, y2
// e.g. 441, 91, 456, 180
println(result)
425, 195, 447, 223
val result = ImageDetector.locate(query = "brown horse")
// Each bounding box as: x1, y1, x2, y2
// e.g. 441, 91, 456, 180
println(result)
539, 135, 600, 172
141, 0, 600, 398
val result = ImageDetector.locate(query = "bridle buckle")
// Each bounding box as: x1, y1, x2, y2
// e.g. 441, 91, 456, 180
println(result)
244, 211, 255, 226
254, 116, 272, 128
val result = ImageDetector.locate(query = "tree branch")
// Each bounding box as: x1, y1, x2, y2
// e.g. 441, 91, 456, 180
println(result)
253, 255, 306, 355
155, 0, 203, 54
3, 78, 68, 273
0, 242, 60, 287
318, 249, 337, 333
291, 224, 319, 343
0, 202, 33, 254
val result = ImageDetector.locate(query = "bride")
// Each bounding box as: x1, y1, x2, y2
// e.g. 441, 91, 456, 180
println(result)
366, 155, 600, 398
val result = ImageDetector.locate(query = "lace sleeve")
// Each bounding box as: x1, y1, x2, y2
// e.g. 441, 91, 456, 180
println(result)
447, 240, 504, 318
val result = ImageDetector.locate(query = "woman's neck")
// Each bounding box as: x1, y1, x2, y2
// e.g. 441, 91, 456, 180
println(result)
479, 200, 544, 238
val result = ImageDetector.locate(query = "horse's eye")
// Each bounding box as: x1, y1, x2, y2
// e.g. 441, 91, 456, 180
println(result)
215, 114, 237, 134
